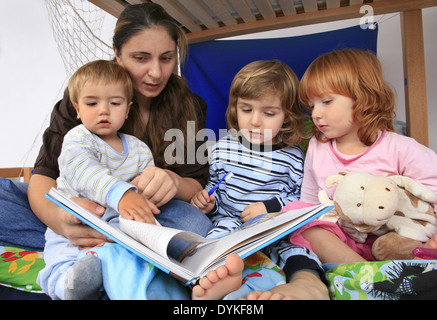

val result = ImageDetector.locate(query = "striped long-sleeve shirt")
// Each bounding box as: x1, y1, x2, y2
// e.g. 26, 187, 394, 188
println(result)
56, 124, 154, 211
206, 133, 304, 239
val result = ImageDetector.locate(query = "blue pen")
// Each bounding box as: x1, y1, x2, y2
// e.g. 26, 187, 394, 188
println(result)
208, 172, 233, 195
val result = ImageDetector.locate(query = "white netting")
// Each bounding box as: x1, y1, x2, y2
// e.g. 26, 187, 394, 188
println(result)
45, 0, 114, 77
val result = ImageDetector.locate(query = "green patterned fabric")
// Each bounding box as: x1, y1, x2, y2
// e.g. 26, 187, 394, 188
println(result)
0, 246, 45, 293
325, 260, 437, 300
2, 243, 437, 300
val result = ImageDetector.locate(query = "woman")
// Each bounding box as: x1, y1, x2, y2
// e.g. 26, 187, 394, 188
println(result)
1, 3, 212, 255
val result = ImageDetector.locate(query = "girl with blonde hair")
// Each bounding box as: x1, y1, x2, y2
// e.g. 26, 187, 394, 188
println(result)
191, 60, 328, 300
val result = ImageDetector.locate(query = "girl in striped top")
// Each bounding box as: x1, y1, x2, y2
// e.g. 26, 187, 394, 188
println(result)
191, 60, 308, 238
190, 60, 329, 300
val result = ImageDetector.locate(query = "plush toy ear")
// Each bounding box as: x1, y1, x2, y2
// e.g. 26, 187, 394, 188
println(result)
388, 175, 437, 202
325, 172, 347, 188
318, 189, 332, 204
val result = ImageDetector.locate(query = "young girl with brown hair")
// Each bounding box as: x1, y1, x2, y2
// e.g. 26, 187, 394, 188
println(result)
191, 60, 328, 300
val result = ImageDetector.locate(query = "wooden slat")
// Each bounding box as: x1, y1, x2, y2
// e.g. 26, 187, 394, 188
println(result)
278, 0, 297, 15
325, 0, 341, 10
152, 0, 202, 32
228, 0, 257, 22
253, 0, 276, 19
185, 0, 437, 43
401, 9, 429, 146
202, 0, 237, 26
0, 167, 33, 183
89, 0, 437, 43
177, 0, 218, 29
301, 0, 318, 13
349, 0, 364, 5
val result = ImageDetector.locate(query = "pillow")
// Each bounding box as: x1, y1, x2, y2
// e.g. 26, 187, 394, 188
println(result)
325, 260, 437, 300
0, 246, 45, 293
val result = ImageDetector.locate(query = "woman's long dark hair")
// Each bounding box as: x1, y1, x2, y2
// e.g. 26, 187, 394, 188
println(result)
114, 3, 198, 168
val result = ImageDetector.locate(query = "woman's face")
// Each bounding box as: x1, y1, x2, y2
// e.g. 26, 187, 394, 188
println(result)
115, 26, 177, 103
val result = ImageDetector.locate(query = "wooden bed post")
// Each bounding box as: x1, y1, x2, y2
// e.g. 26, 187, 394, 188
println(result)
401, 9, 429, 146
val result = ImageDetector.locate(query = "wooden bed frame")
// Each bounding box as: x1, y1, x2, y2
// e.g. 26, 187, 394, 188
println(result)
89, 0, 437, 147
0, 167, 33, 183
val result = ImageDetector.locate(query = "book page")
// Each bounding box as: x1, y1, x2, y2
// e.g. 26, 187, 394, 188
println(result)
181, 205, 328, 274
46, 188, 200, 282
119, 217, 209, 259
47, 188, 331, 284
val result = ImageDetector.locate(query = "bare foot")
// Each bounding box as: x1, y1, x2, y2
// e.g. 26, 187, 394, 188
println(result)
192, 254, 244, 300
242, 270, 329, 300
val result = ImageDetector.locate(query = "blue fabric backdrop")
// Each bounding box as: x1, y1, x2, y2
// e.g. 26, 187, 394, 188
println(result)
181, 25, 378, 136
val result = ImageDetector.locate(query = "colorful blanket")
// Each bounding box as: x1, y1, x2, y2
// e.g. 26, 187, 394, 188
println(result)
0, 246, 45, 294
325, 260, 437, 300
2, 244, 437, 300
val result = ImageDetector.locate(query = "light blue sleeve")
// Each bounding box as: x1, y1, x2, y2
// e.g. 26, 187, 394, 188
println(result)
106, 181, 137, 211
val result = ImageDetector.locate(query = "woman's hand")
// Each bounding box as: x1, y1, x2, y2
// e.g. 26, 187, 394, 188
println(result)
59, 197, 110, 247
133, 166, 180, 207
28, 174, 110, 248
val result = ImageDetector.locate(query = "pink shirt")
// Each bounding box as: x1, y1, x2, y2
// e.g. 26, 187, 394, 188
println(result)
301, 131, 437, 212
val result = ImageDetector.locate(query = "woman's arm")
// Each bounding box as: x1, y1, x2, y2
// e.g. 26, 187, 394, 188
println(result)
28, 174, 109, 247
175, 175, 203, 201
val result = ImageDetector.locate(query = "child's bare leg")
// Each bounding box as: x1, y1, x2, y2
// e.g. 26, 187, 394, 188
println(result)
192, 254, 244, 300
243, 270, 329, 300
302, 227, 366, 264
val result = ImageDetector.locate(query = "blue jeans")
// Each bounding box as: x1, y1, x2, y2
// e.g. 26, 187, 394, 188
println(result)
0, 178, 46, 251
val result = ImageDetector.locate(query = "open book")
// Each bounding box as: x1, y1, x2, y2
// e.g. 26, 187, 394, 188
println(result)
46, 188, 332, 285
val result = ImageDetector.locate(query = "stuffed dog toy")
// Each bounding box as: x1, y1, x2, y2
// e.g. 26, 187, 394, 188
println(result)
318, 172, 437, 260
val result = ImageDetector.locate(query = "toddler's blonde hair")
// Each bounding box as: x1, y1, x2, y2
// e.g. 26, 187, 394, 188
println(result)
68, 60, 133, 105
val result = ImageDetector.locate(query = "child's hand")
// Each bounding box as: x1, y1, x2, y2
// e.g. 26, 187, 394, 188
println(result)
118, 189, 160, 224
240, 202, 267, 223
190, 189, 215, 214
